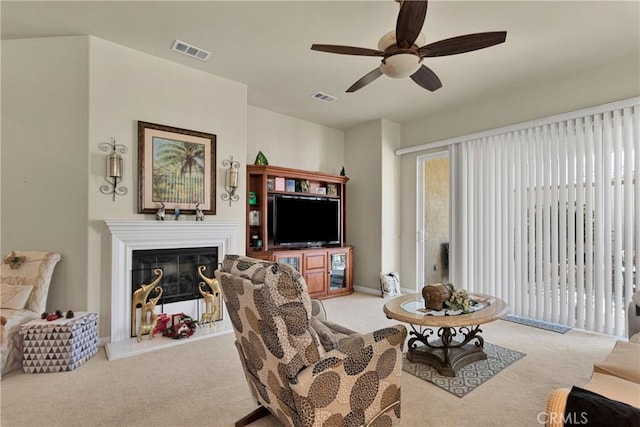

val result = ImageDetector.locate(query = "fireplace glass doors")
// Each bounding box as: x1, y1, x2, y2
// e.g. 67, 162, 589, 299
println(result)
131, 247, 218, 305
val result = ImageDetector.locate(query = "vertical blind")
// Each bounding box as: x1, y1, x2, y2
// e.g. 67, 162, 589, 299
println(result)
450, 100, 639, 336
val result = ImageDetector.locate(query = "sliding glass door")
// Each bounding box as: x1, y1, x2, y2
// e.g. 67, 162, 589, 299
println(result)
417, 152, 450, 290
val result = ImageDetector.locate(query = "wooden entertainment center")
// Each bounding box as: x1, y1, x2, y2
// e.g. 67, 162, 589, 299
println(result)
246, 165, 353, 298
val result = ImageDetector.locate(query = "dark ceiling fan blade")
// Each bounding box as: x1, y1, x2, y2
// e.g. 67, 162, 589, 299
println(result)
346, 68, 384, 92
311, 44, 385, 57
418, 31, 507, 57
395, 0, 428, 48
410, 65, 442, 91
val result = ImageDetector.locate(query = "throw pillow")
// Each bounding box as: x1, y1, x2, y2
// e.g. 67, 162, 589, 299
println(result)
310, 316, 339, 352
1, 283, 34, 310
380, 272, 401, 298
565, 386, 640, 426
1, 251, 61, 313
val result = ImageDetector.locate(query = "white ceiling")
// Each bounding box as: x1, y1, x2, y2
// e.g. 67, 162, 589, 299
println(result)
2, 1, 639, 130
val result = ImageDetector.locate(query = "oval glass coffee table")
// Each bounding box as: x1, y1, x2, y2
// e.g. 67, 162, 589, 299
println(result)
383, 293, 508, 377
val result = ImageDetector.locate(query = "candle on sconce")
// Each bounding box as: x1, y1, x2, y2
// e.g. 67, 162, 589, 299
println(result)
221, 156, 241, 206
108, 151, 123, 178
227, 168, 239, 189
99, 137, 128, 201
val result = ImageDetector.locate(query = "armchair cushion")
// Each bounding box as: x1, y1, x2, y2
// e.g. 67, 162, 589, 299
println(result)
217, 256, 324, 382
309, 317, 339, 352
309, 298, 359, 351
291, 325, 406, 426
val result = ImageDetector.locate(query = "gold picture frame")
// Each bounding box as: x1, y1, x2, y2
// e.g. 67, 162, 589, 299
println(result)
138, 121, 216, 214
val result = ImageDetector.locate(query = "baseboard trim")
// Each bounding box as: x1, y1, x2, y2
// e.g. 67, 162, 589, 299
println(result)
354, 285, 381, 296
353, 285, 416, 296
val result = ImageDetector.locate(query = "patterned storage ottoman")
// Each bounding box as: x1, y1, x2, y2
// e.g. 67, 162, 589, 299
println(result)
21, 312, 98, 373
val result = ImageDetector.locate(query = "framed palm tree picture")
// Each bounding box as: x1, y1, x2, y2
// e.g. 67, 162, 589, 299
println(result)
138, 121, 216, 215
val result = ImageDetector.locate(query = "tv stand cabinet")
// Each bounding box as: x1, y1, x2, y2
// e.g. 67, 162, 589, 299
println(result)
272, 246, 353, 298
246, 165, 353, 298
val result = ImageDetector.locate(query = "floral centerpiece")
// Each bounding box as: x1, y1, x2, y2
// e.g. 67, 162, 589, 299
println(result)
444, 284, 476, 313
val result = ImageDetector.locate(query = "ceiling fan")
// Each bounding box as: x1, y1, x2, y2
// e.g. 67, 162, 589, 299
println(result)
311, 0, 507, 93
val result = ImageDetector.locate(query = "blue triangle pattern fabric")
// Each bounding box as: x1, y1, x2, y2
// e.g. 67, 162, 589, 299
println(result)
21, 312, 98, 373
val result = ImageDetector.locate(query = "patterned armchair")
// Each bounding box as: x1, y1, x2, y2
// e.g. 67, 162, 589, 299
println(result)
214, 255, 407, 427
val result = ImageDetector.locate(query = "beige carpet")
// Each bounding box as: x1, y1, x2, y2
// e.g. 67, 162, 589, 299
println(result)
0, 292, 618, 427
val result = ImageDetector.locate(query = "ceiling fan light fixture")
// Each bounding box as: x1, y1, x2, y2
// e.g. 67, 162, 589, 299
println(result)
377, 30, 426, 51
310, 1, 506, 93
380, 54, 420, 78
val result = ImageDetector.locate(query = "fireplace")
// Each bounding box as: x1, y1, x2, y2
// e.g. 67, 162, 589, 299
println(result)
104, 220, 240, 359
132, 247, 218, 304
131, 246, 219, 337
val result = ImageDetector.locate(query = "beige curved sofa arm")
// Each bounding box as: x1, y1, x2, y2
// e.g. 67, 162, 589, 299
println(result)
545, 388, 570, 427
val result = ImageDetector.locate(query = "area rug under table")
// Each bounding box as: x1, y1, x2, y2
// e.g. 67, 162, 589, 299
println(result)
402, 342, 526, 397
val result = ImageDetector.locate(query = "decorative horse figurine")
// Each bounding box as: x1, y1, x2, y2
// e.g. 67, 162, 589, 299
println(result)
132, 268, 163, 339
156, 201, 165, 221
137, 286, 163, 342
197, 265, 221, 326
195, 202, 204, 221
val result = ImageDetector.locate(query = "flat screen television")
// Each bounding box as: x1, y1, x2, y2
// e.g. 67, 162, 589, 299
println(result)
271, 194, 341, 247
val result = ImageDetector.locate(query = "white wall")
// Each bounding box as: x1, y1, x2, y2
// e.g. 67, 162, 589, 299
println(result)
87, 37, 248, 336
345, 121, 383, 290
2, 35, 248, 337
380, 119, 401, 276
247, 106, 344, 174
343, 119, 402, 293
402, 54, 640, 150
2, 36, 90, 310
2, 35, 347, 339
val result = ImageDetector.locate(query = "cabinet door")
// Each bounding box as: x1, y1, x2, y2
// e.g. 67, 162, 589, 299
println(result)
303, 252, 327, 296
328, 252, 347, 291
304, 252, 326, 271
305, 270, 326, 296
274, 254, 301, 272
327, 248, 352, 294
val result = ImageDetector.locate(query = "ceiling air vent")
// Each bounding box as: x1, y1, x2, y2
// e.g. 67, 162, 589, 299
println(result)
311, 91, 338, 104
171, 40, 211, 62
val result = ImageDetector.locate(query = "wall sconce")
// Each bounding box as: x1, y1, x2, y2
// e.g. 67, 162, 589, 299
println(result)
99, 138, 128, 201
221, 156, 240, 206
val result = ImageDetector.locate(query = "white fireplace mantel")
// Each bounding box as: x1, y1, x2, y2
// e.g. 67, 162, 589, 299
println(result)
105, 220, 240, 353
